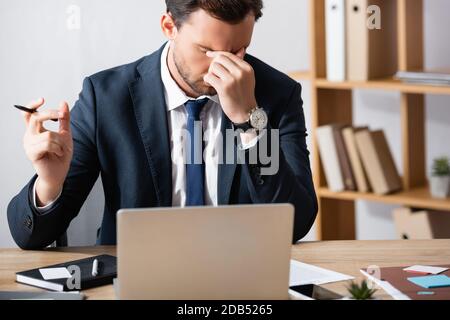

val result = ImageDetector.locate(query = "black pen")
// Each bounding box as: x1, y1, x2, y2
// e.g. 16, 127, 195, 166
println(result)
13, 104, 58, 122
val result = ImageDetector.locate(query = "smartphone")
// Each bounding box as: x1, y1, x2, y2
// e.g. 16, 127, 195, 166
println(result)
289, 284, 344, 300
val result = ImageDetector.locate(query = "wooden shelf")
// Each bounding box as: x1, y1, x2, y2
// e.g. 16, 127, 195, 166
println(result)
286, 71, 450, 94
318, 187, 450, 212
306, 0, 446, 240
314, 78, 450, 95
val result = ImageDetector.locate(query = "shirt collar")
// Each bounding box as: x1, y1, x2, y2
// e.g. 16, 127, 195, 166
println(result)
160, 41, 219, 111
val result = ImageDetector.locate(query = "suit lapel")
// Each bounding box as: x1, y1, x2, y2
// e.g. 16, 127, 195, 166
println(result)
128, 46, 172, 206
217, 112, 237, 205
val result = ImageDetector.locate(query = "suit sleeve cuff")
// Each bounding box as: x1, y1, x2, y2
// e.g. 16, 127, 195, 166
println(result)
32, 178, 62, 213
238, 129, 266, 151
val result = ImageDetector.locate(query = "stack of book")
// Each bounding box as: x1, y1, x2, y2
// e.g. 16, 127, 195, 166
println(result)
325, 0, 397, 82
395, 69, 450, 86
316, 125, 402, 195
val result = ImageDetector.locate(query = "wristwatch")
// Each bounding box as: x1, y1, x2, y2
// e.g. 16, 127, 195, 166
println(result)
233, 107, 268, 132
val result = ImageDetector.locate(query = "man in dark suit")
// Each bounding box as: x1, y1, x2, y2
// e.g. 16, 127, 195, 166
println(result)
8, 0, 317, 249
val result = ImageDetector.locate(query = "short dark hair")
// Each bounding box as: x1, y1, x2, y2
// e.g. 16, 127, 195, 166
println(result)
165, 0, 264, 27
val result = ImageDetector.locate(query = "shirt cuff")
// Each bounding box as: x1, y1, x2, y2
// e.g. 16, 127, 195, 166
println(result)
32, 178, 62, 213
238, 129, 266, 151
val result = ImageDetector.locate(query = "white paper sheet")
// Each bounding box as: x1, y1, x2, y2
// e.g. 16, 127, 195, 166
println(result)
289, 260, 354, 286
39, 267, 71, 280
360, 270, 411, 300
403, 265, 449, 275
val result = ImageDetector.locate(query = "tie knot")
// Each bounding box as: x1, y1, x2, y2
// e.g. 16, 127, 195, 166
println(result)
185, 98, 209, 120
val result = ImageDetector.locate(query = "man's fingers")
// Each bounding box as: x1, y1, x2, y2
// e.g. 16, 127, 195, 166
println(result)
206, 50, 248, 69
28, 109, 63, 133
31, 131, 66, 150
209, 62, 233, 83
25, 97, 45, 110
28, 141, 64, 161
22, 97, 45, 125
203, 73, 222, 91
58, 101, 71, 133
210, 54, 241, 76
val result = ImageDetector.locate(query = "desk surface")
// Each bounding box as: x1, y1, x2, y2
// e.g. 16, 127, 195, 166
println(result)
1, 240, 449, 300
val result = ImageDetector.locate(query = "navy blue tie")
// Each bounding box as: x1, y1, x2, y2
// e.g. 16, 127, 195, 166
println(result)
185, 98, 209, 206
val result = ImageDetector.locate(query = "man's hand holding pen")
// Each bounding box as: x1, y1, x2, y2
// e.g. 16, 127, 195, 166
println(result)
21, 98, 72, 206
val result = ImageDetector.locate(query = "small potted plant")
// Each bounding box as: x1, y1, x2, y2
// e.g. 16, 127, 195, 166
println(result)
430, 157, 450, 199
346, 280, 377, 300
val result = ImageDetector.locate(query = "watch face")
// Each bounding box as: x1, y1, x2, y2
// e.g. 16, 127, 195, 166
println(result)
250, 108, 268, 130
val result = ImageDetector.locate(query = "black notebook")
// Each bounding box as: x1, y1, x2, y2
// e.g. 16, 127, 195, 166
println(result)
16, 254, 117, 292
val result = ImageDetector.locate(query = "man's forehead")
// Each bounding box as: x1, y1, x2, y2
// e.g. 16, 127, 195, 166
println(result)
195, 39, 251, 53
184, 13, 254, 52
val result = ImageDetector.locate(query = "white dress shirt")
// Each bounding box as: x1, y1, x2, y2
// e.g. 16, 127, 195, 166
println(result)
34, 41, 259, 210
160, 42, 222, 206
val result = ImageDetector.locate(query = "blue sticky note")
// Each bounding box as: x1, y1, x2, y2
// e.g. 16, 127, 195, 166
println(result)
407, 275, 450, 289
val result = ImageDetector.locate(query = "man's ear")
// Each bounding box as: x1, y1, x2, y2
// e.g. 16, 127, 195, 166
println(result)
161, 13, 178, 40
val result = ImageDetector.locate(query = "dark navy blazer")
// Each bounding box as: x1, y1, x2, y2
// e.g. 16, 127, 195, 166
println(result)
8, 44, 318, 249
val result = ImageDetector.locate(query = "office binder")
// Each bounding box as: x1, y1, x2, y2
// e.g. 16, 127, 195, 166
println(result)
346, 0, 397, 81
326, 0, 346, 81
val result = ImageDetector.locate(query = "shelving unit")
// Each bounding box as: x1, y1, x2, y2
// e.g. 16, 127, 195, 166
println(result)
289, 0, 450, 240
314, 78, 450, 95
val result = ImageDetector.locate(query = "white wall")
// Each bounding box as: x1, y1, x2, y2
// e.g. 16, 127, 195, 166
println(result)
0, 0, 167, 247
0, 0, 448, 247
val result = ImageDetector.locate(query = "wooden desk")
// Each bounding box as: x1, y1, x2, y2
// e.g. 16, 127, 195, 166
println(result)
1, 240, 449, 300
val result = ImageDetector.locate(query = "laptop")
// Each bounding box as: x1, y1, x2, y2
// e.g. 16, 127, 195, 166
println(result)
116, 204, 294, 300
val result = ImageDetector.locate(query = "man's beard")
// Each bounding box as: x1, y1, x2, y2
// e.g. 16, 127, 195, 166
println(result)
173, 50, 217, 97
